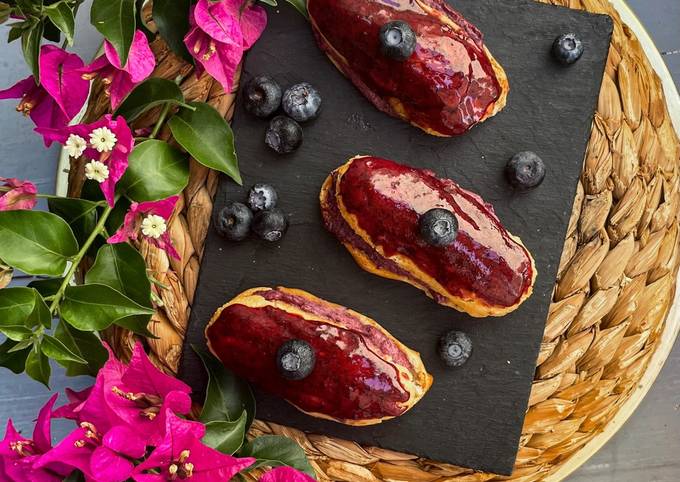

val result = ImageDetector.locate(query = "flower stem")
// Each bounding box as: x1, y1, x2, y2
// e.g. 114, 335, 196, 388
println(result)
48, 205, 114, 315
176, 101, 196, 111
149, 103, 172, 139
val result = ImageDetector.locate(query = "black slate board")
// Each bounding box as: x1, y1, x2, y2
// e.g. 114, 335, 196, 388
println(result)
180, 0, 612, 474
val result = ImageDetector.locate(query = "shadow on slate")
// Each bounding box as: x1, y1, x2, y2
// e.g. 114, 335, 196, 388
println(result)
179, 0, 613, 475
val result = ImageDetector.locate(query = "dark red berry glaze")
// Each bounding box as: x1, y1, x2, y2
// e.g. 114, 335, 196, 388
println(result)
308, 0, 502, 135
206, 300, 411, 421
337, 157, 534, 308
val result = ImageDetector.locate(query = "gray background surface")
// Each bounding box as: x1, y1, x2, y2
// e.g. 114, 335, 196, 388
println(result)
0, 1, 678, 480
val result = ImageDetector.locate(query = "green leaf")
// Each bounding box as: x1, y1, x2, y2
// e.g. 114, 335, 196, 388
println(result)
41, 334, 87, 364
106, 196, 131, 234
258, 0, 307, 18
0, 2, 11, 24
86, 244, 151, 307
202, 411, 247, 455
61, 283, 154, 331
25, 342, 51, 387
0, 287, 36, 327
44, 1, 75, 45
8, 25, 23, 43
169, 102, 242, 185
54, 321, 107, 376
80, 179, 105, 202
0, 338, 31, 374
15, 0, 39, 17
114, 78, 185, 122
0, 325, 33, 341
8, 338, 33, 354
152, 0, 191, 61
27, 289, 51, 329
113, 314, 155, 337
21, 21, 43, 83
28, 278, 63, 298
286, 0, 308, 18
90, 0, 136, 66
134, 0, 154, 41
48, 197, 99, 247
0, 210, 79, 276
194, 347, 255, 429
119, 140, 189, 202
240, 435, 316, 478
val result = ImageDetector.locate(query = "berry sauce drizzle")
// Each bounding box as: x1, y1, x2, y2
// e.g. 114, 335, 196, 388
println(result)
207, 295, 411, 422
331, 157, 534, 308
308, 0, 502, 135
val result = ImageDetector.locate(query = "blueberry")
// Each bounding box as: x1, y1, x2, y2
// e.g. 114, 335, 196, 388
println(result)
282, 83, 322, 122
265, 116, 303, 154
438, 331, 472, 367
214, 201, 253, 241
276, 339, 315, 380
505, 151, 546, 191
379, 20, 417, 61
552, 33, 584, 65
247, 183, 278, 212
419, 208, 458, 247
252, 208, 288, 242
244, 75, 282, 118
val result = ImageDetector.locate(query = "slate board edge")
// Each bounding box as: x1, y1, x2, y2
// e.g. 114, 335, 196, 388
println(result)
179, 1, 614, 475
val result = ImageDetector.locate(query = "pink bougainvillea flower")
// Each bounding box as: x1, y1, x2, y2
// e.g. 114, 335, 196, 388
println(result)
51, 387, 93, 420
33, 425, 97, 480
108, 196, 181, 260
0, 394, 70, 482
41, 346, 183, 481
37, 114, 133, 207
104, 342, 192, 445
82, 30, 156, 109
36, 423, 148, 482
56, 343, 191, 446
260, 467, 317, 482
54, 344, 128, 435
184, 0, 266, 93
0, 45, 89, 145
133, 410, 255, 482
0, 177, 37, 211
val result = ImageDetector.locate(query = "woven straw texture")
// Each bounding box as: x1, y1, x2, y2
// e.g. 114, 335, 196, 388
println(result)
66, 0, 680, 480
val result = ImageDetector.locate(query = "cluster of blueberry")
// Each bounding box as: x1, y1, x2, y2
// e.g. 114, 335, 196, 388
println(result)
243, 76, 322, 154
214, 183, 288, 243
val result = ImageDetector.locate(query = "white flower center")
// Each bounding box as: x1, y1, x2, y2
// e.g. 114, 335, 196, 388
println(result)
89, 127, 117, 153
65, 134, 87, 158
141, 214, 167, 239
84, 161, 110, 183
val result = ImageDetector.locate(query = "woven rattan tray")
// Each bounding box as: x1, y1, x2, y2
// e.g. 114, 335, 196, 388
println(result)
59, 0, 680, 480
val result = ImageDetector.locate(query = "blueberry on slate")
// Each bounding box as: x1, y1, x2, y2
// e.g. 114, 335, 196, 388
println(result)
244, 75, 282, 118
439, 331, 472, 367
277, 339, 315, 380
252, 208, 288, 242
505, 151, 546, 191
282, 82, 322, 122
265, 116, 303, 154
419, 208, 458, 247
552, 33, 584, 65
214, 201, 253, 241
379, 20, 417, 61
247, 183, 278, 212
